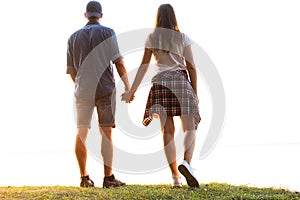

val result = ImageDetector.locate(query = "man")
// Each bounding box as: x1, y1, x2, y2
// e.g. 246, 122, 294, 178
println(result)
67, 1, 130, 188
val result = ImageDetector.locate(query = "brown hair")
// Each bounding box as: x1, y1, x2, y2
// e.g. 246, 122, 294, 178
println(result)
155, 4, 179, 31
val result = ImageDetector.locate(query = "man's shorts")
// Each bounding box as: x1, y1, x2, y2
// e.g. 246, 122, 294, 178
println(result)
75, 93, 116, 128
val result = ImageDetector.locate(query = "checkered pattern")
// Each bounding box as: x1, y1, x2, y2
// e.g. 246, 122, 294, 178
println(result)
143, 70, 201, 129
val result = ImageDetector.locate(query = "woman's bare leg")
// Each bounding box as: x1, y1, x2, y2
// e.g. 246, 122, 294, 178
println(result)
159, 116, 179, 176
181, 115, 196, 164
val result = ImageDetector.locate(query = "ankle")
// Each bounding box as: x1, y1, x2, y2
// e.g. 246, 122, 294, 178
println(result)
172, 171, 179, 177
81, 174, 89, 178
104, 174, 115, 181
104, 173, 113, 178
183, 159, 191, 165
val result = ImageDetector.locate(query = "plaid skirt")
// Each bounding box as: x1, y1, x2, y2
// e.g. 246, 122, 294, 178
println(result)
142, 70, 201, 129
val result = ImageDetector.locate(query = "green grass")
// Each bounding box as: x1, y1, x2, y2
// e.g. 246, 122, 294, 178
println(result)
0, 183, 299, 200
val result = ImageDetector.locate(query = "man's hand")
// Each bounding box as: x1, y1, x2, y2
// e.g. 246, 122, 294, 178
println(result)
121, 91, 135, 103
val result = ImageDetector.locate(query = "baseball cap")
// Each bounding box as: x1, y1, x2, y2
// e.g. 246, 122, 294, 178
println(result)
86, 1, 102, 18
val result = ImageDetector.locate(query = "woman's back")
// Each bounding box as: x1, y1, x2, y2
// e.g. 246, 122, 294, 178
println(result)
145, 28, 192, 73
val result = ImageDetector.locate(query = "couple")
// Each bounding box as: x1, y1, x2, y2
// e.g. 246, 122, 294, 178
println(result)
66, 1, 201, 188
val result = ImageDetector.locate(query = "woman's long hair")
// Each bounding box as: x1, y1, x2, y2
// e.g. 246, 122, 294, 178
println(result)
155, 4, 179, 31
151, 4, 182, 54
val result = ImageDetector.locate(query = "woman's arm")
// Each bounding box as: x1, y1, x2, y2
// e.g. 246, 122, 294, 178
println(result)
122, 48, 152, 102
184, 45, 198, 97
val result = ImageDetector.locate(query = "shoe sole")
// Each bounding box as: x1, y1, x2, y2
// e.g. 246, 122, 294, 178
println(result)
172, 185, 182, 188
103, 183, 126, 188
178, 164, 199, 188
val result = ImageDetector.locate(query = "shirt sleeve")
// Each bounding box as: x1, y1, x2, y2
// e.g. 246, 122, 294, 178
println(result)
183, 33, 192, 47
109, 30, 124, 64
183, 34, 194, 64
66, 38, 77, 74
144, 34, 152, 49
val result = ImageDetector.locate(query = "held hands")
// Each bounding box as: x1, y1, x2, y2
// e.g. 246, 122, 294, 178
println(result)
121, 90, 135, 103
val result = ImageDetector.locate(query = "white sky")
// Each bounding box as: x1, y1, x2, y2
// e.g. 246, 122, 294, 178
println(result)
0, 0, 300, 190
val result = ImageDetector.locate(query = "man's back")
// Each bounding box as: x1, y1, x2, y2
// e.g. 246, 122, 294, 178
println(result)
67, 22, 118, 98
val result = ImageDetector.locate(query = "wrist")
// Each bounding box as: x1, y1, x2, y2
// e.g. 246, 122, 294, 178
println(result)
124, 85, 130, 92
128, 89, 135, 96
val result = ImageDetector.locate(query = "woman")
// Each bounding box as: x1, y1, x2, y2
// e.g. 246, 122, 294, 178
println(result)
122, 4, 200, 188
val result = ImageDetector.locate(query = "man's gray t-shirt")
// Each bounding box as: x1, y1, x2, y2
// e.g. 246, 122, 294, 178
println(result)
67, 22, 122, 99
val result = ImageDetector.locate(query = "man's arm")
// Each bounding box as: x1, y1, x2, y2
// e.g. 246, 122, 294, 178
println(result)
67, 38, 77, 84
69, 73, 76, 83
114, 58, 130, 91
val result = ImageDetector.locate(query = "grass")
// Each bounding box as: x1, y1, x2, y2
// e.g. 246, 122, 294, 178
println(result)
0, 183, 299, 200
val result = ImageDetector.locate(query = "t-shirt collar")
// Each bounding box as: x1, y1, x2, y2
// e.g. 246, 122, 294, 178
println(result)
86, 21, 100, 26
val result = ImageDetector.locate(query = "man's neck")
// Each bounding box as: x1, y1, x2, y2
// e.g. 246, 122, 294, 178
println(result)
88, 18, 100, 24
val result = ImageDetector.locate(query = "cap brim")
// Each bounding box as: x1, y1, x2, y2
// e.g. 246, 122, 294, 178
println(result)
86, 12, 101, 18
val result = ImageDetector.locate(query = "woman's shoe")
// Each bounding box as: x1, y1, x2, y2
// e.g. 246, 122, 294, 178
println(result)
178, 160, 199, 188
172, 176, 182, 188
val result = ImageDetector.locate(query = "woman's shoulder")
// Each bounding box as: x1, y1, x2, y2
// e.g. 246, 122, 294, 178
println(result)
145, 32, 154, 48
180, 32, 192, 46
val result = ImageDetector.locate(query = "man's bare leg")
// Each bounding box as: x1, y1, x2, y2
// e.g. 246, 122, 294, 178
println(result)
99, 126, 113, 177
75, 127, 89, 176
